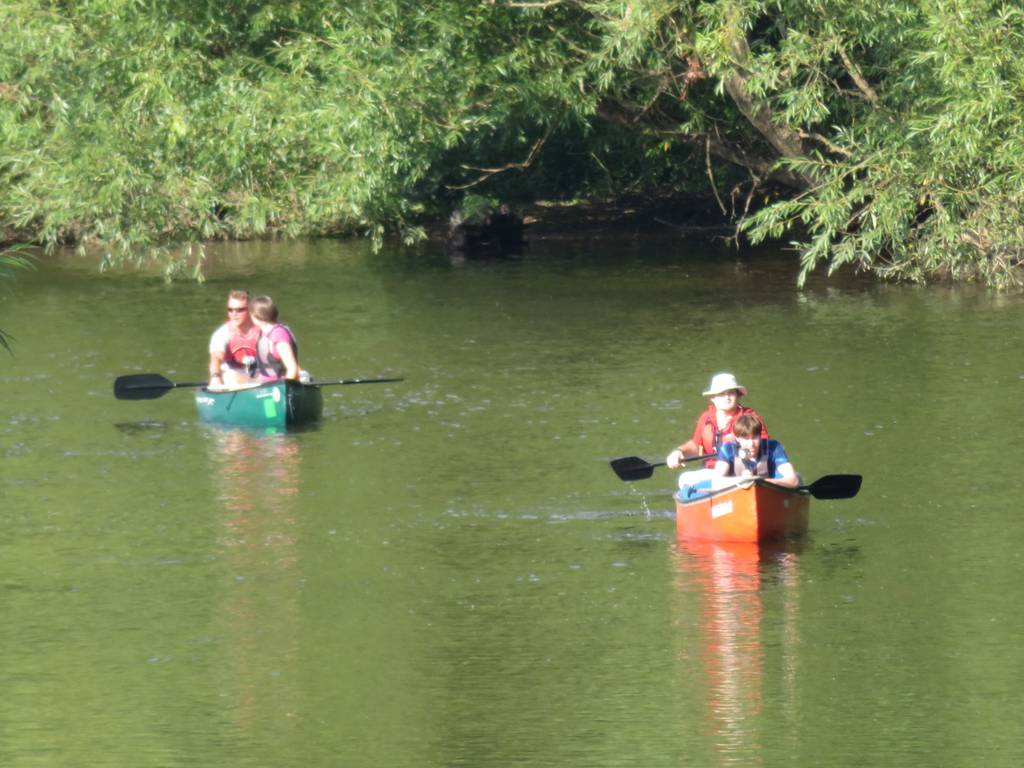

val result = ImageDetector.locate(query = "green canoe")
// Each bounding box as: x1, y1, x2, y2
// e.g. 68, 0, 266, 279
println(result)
194, 380, 323, 429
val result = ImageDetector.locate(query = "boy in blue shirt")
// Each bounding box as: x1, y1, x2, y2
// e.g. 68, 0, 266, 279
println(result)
715, 413, 800, 488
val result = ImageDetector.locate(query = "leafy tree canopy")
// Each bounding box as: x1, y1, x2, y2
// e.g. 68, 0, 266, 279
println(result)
3, 0, 1024, 285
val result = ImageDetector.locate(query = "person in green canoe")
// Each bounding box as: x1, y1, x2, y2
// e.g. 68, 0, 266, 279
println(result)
250, 295, 303, 382
208, 289, 261, 388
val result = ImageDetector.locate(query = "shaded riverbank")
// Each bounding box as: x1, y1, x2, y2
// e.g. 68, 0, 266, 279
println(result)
426, 194, 737, 247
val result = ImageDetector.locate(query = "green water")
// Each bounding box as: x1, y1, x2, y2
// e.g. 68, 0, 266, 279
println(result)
2, 236, 1022, 767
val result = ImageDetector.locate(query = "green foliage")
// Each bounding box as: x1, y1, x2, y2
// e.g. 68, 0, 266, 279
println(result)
0, 244, 32, 283
3, 0, 1024, 285
1, 0, 608, 268
580, 0, 1024, 285
457, 194, 500, 225
741, 0, 1024, 286
0, 243, 34, 351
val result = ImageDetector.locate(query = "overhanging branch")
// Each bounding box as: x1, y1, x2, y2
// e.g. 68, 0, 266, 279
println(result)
595, 98, 806, 189
721, 30, 806, 161
448, 128, 551, 190
837, 45, 879, 104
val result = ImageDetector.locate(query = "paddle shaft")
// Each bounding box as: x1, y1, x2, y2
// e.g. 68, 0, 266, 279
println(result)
648, 453, 720, 471
115, 373, 403, 400
308, 377, 404, 386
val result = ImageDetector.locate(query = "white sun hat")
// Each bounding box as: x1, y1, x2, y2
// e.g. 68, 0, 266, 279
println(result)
702, 372, 748, 397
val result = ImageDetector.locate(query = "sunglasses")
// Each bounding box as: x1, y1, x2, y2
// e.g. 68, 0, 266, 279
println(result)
227, 306, 249, 313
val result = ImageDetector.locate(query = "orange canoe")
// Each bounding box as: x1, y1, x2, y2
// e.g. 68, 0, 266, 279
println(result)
675, 479, 810, 543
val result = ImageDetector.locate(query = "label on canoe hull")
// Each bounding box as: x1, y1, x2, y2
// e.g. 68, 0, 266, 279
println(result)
256, 385, 282, 419
711, 500, 734, 519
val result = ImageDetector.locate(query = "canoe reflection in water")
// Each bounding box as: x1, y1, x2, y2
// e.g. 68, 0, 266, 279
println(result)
206, 425, 303, 515
205, 425, 304, 727
672, 539, 802, 765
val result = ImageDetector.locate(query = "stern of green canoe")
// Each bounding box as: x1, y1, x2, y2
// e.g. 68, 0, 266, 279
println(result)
284, 381, 323, 426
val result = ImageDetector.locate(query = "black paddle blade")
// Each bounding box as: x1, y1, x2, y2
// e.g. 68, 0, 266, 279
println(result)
609, 453, 715, 482
806, 474, 862, 500
114, 373, 177, 400
610, 456, 661, 482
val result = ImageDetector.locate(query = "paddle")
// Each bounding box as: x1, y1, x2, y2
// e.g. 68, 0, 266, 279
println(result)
114, 373, 207, 400
610, 454, 717, 482
724, 474, 863, 499
114, 373, 404, 401
800, 473, 862, 500
610, 453, 863, 500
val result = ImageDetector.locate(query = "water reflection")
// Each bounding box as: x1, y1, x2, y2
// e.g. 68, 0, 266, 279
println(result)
205, 425, 303, 515
204, 426, 305, 740
672, 539, 802, 765
112, 420, 169, 434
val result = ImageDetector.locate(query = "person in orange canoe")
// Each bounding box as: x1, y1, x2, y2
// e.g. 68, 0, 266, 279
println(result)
665, 372, 769, 489
712, 414, 799, 488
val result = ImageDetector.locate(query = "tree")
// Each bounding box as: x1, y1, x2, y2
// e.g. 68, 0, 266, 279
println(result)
573, 0, 1024, 286
3, 1, 1024, 286
0, 1, 605, 259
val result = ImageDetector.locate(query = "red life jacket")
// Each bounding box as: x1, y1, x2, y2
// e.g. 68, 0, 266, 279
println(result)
692, 404, 768, 459
225, 325, 261, 369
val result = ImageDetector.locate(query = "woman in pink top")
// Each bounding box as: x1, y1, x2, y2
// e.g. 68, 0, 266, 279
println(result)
250, 295, 301, 381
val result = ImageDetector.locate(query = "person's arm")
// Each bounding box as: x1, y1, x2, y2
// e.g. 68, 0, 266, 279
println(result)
711, 441, 737, 478
208, 354, 225, 386
208, 326, 227, 385
763, 441, 799, 487
668, 411, 711, 468
678, 439, 699, 457
275, 340, 300, 380
765, 462, 800, 488
666, 438, 700, 468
